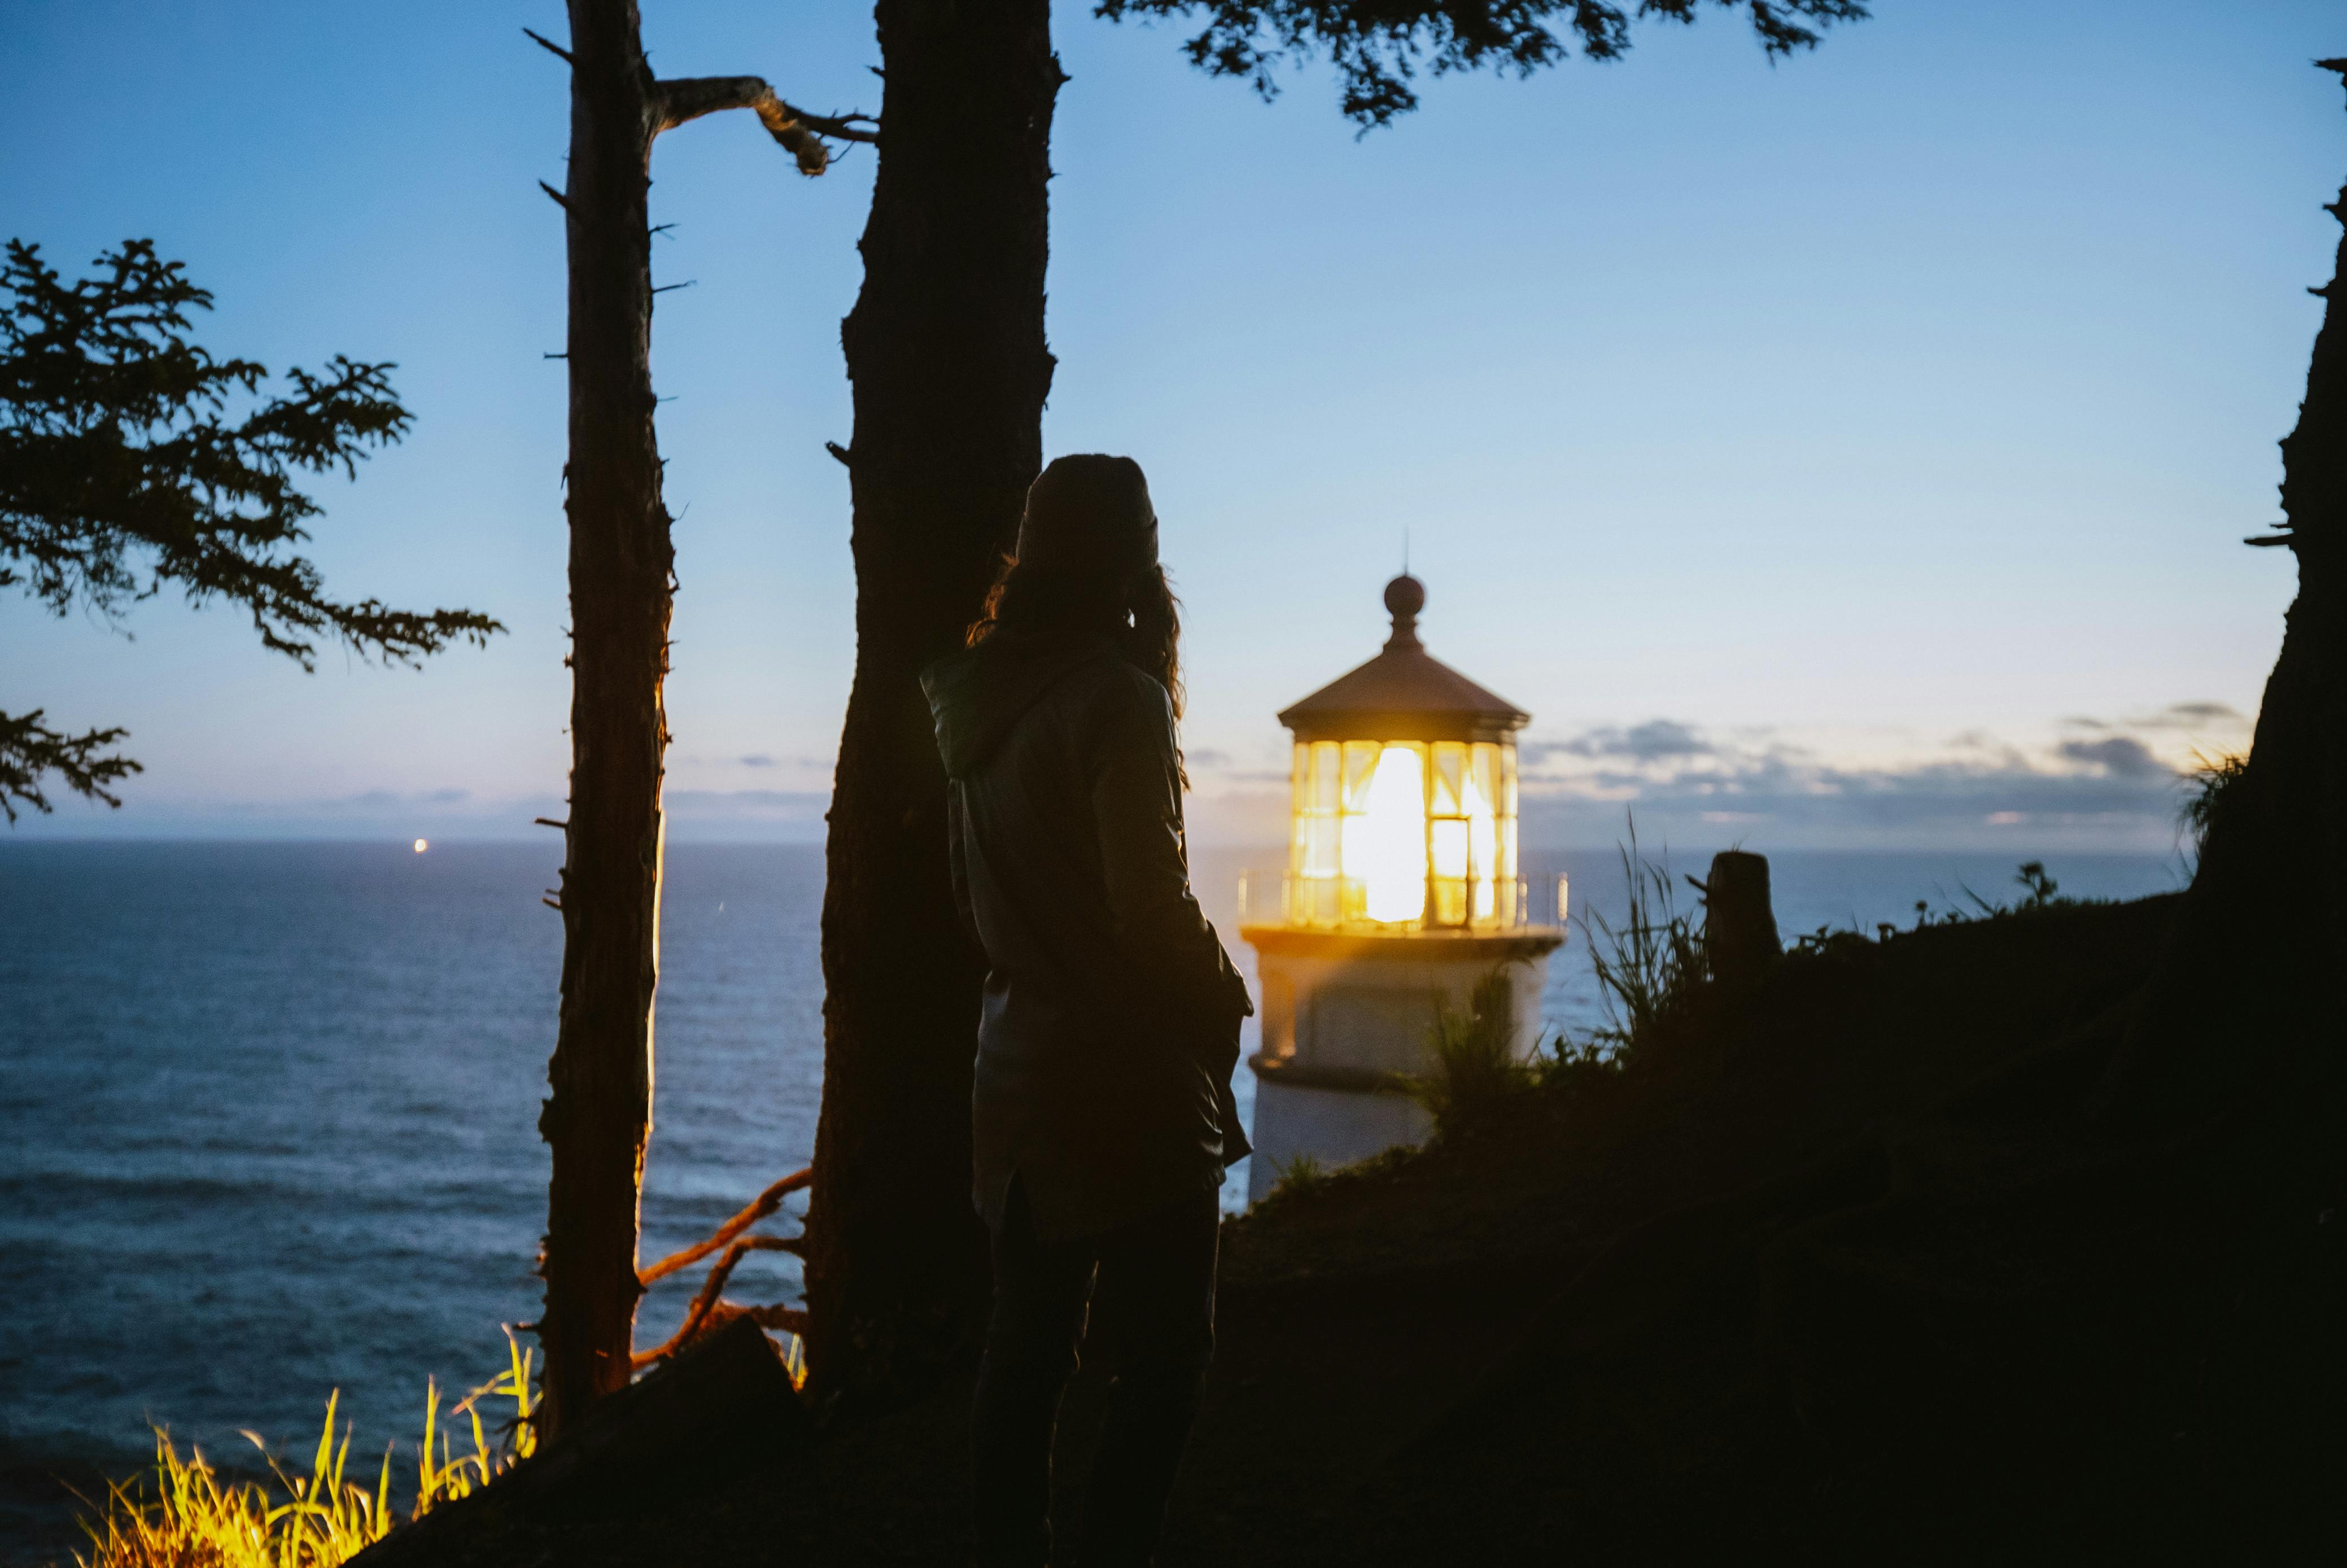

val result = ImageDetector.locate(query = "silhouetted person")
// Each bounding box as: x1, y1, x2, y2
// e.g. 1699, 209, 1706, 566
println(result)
924, 455, 1253, 1567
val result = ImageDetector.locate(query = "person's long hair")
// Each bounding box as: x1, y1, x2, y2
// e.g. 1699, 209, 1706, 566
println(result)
966, 554, 1185, 721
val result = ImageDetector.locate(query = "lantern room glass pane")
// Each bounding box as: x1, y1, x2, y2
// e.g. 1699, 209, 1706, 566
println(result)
1288, 742, 1309, 883
1305, 816, 1340, 878
1290, 741, 1346, 921
1312, 741, 1340, 814
1342, 741, 1381, 811
1430, 742, 1465, 817
1430, 817, 1467, 880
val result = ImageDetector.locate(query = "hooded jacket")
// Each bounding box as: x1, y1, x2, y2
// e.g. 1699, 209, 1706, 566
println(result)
923, 628, 1253, 1242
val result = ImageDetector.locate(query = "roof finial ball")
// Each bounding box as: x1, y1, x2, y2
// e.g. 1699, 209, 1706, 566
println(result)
1383, 571, 1426, 650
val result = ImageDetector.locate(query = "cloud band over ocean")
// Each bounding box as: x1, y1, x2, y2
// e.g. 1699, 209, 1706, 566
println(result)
7, 704, 2246, 852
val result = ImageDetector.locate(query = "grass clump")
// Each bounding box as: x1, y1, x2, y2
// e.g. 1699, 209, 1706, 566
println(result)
1410, 966, 1542, 1140
2182, 749, 2249, 853
1259, 1146, 1419, 1210
1269, 1151, 1332, 1200
1533, 1031, 1621, 1094
72, 1330, 538, 1568
1577, 823, 1710, 1059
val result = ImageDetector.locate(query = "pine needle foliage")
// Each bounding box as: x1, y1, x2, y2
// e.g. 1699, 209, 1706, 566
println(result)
1095, 1, 1868, 128
1, 238, 503, 820
0, 706, 137, 823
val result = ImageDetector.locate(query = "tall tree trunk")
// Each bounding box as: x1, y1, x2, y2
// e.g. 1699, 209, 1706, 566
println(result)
539, 0, 675, 1442
2095, 60, 2347, 1128
805, 0, 1061, 1412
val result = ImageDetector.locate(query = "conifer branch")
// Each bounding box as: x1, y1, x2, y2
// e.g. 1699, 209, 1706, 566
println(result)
0, 709, 140, 822
1, 239, 504, 823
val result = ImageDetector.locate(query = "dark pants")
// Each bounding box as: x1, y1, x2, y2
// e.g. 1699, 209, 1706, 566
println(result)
972, 1177, 1221, 1568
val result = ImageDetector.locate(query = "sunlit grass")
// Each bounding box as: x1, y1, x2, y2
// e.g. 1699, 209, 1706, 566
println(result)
73, 1329, 539, 1568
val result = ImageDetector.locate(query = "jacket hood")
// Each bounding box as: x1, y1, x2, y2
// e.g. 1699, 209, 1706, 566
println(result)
923, 633, 1113, 779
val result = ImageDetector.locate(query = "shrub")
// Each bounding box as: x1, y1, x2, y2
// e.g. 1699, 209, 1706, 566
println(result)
1787, 861, 2114, 959
1944, 860, 2096, 920
1532, 1030, 1621, 1093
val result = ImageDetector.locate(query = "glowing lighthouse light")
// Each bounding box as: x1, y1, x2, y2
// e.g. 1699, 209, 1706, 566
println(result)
1350, 744, 1427, 922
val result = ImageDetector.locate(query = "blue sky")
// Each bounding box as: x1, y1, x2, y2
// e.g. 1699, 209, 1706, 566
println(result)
3, 0, 2339, 850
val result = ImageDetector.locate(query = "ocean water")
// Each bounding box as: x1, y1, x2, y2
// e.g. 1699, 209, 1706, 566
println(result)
0, 838, 2183, 1556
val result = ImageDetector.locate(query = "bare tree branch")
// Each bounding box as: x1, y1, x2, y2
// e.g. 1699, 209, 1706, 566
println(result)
637, 1167, 812, 1287
633, 1233, 807, 1369
653, 75, 878, 177
628, 1168, 818, 1369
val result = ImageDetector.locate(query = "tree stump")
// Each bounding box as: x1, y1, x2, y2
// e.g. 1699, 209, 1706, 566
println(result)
1707, 851, 1781, 994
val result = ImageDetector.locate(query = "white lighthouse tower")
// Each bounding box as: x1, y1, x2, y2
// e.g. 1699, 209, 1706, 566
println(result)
1240, 574, 1565, 1203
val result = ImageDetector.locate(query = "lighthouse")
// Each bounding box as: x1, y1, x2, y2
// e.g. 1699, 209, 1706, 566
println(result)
1240, 574, 1566, 1202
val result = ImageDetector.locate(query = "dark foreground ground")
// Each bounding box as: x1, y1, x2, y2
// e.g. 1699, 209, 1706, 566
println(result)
361, 890, 2345, 1565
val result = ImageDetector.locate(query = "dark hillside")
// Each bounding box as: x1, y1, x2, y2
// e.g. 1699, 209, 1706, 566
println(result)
363, 882, 2339, 1566
1238, 891, 2342, 1564
1149, 890, 2338, 1566
1217, 894, 2183, 1295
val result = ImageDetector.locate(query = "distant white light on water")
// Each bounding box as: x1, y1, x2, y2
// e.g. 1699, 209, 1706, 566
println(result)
413, 838, 429, 854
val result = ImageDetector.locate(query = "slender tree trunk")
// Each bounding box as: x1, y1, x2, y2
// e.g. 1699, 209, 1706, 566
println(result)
530, 0, 855, 1440
539, 0, 674, 1441
804, 0, 1061, 1412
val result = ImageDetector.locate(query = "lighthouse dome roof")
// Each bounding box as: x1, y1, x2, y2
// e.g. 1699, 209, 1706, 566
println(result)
1277, 575, 1530, 744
